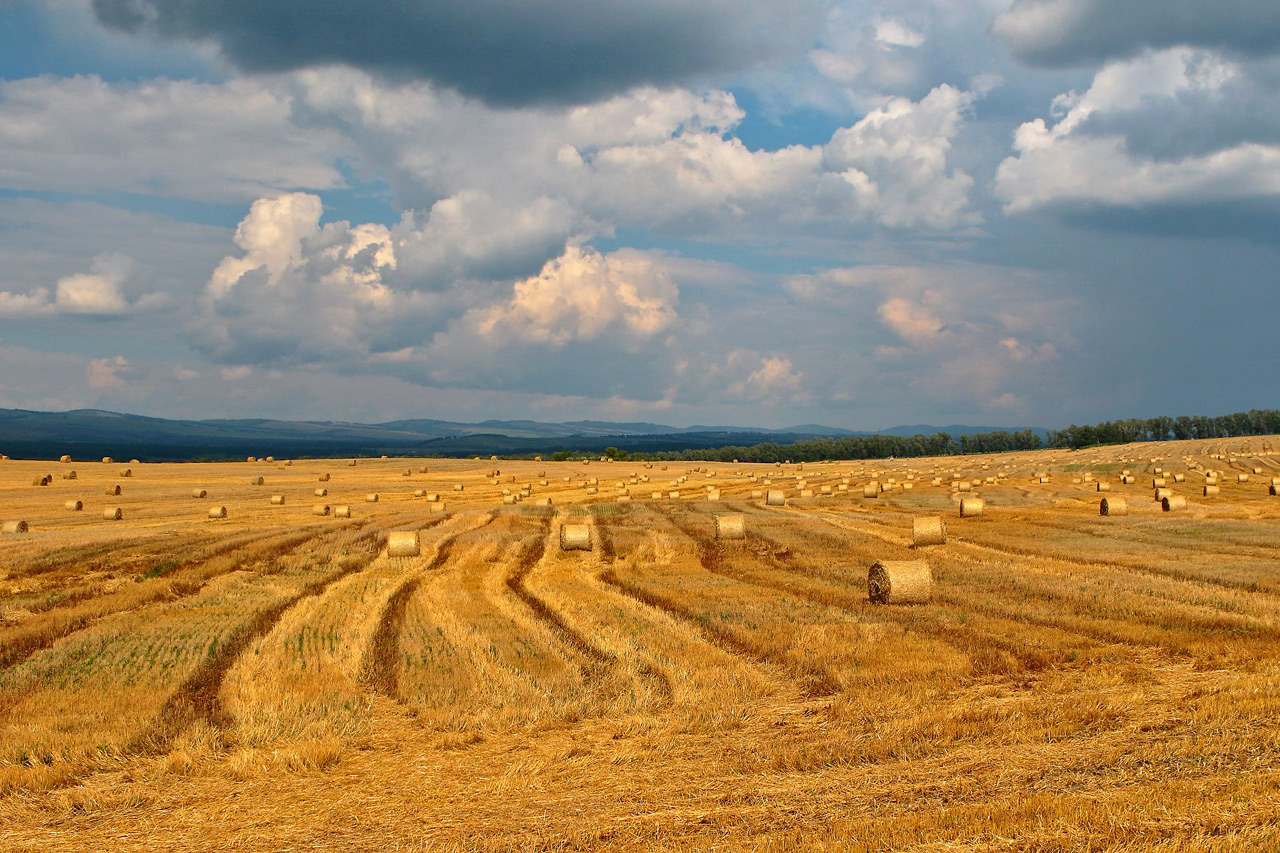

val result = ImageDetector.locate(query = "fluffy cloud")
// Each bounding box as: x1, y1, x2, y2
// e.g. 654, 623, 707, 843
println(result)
87, 355, 133, 389
91, 0, 826, 107
0, 75, 347, 201
475, 245, 678, 347
994, 49, 1280, 214
993, 0, 1280, 68
0, 253, 163, 317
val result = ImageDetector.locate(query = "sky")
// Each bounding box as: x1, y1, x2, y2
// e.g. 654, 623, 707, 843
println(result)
0, 0, 1278, 431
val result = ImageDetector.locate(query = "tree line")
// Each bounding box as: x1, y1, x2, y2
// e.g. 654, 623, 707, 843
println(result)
1045, 409, 1280, 449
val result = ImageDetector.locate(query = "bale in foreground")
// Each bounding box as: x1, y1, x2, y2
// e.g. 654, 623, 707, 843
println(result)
560, 524, 592, 551
1, 520, 28, 534
765, 489, 785, 507
868, 560, 932, 605
387, 530, 420, 557
1100, 497, 1128, 516
715, 513, 746, 541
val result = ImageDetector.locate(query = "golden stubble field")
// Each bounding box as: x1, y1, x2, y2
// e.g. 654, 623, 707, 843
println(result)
1, 437, 1279, 851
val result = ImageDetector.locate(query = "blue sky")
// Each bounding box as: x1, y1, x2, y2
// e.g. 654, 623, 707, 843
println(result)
0, 0, 1277, 430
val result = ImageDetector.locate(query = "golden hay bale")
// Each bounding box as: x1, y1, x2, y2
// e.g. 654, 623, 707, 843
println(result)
312, 504, 331, 516
1100, 497, 1127, 516
1203, 485, 1221, 496
265, 457, 274, 463
668, 490, 680, 499
428, 501, 446, 513
1096, 481, 1111, 492
414, 489, 426, 497
34, 476, 51, 486
453, 484, 464, 491
402, 469, 412, 477
424, 492, 440, 502
319, 473, 331, 482
64, 471, 77, 480
192, 488, 207, 498
208, 506, 227, 519
106, 484, 121, 495
707, 489, 721, 501
65, 500, 83, 512
101, 457, 113, 464
1253, 467, 1264, 475
1162, 495, 1188, 512
820, 485, 833, 495
862, 484, 879, 498
387, 530, 420, 557
651, 491, 663, 500
503, 495, 518, 505
765, 489, 785, 506
868, 560, 932, 605
1152, 477, 1166, 488
315, 488, 328, 497
349, 459, 358, 466
103, 507, 122, 521
270, 495, 286, 505
1173, 473, 1185, 483
2, 519, 30, 534
250, 476, 264, 486
1154, 488, 1172, 501
799, 488, 814, 498
957, 481, 972, 492
912, 516, 946, 547
59, 455, 72, 463
1205, 475, 1219, 486
715, 513, 746, 541
1237, 474, 1250, 483
334, 505, 351, 518
1121, 475, 1136, 484
536, 497, 553, 506
246, 456, 256, 463
366, 493, 379, 502
121, 468, 132, 478
959, 497, 985, 517
617, 495, 632, 502
560, 524, 592, 551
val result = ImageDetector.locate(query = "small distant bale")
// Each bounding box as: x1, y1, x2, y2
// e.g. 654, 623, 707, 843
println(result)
315, 488, 328, 497
387, 530, 420, 557
799, 489, 814, 498
319, 473, 331, 482
103, 507, 123, 521
1096, 482, 1111, 492
868, 560, 932, 605
64, 471, 78, 480
34, 476, 51, 487
959, 497, 985, 517
414, 489, 426, 498
2, 520, 30, 534
912, 516, 946, 547
652, 492, 663, 500
1152, 477, 1166, 488
1203, 485, 1221, 497
668, 490, 680, 499
1173, 473, 1185, 483
1238, 474, 1250, 483
1121, 475, 1136, 484
246, 456, 256, 463
707, 489, 721, 501
59, 455, 72, 463
586, 487, 598, 495
453, 484, 464, 492
617, 495, 632, 502
366, 493, 379, 502
270, 495, 286, 505
106, 484, 122, 495
1100, 497, 1128, 516
349, 460, 358, 467
129, 459, 140, 465
102, 457, 113, 464
427, 501, 446, 513
65, 500, 83, 512
250, 476, 264, 486
192, 488, 208, 499
1154, 488, 1172, 502
1253, 467, 1264, 475
1162, 495, 1188, 512
560, 524, 592, 551
424, 493, 440, 502
208, 506, 227, 519
121, 469, 132, 478
312, 504, 331, 516
334, 505, 351, 518
265, 457, 274, 463
862, 485, 878, 498
765, 489, 785, 506
715, 513, 746, 541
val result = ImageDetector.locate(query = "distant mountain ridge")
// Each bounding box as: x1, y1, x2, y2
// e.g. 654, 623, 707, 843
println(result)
0, 407, 1046, 462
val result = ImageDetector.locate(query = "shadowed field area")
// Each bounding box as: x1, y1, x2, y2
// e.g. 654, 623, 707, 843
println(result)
1, 438, 1278, 850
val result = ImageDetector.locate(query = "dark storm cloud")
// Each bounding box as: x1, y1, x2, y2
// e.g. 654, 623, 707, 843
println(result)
91, 0, 826, 106
993, 0, 1280, 68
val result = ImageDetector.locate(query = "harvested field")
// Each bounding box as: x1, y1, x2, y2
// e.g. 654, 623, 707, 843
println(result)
1, 439, 1279, 851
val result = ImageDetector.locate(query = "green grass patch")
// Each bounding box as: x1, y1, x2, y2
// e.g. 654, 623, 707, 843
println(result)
140, 560, 180, 580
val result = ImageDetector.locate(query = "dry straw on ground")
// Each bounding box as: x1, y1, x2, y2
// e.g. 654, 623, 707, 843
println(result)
868, 559, 932, 604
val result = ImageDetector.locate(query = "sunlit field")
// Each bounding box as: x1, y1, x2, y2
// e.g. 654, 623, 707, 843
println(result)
1, 437, 1278, 851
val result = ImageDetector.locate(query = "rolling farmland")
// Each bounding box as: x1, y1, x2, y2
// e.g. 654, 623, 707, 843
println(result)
1, 438, 1279, 851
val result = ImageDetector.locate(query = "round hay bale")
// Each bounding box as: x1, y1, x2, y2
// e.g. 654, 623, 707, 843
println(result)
586, 487, 598, 495
121, 469, 132, 478
959, 497, 985, 517
799, 489, 814, 498
414, 489, 426, 498
1173, 473, 1185, 483
668, 490, 680, 499
1096, 481, 1111, 492
319, 473, 331, 482
1154, 488, 1172, 502
616, 495, 632, 502
707, 489, 721, 501
65, 500, 83, 511
1152, 477, 1166, 488
1205, 476, 1219, 486
428, 501, 446, 513
64, 471, 78, 480
560, 524, 592, 551
424, 492, 440, 502
867, 560, 932, 605
503, 495, 518, 505
349, 460, 358, 467
103, 507, 122, 521
1120, 475, 1136, 484
651, 491, 663, 500
106, 484, 121, 495
208, 506, 227, 519
101, 457, 113, 464
2, 520, 30, 534
59, 455, 72, 463
765, 489, 785, 506
1270, 484, 1280, 496
1100, 497, 1128, 516
861, 484, 880, 498
334, 505, 351, 518
366, 493, 379, 502
315, 488, 328, 497
453, 484, 464, 492
250, 476, 264, 486
192, 488, 207, 499
1204, 485, 1221, 496
387, 530, 420, 557
912, 516, 946, 547
1238, 474, 1250, 483
715, 513, 746, 541
312, 504, 331, 516
270, 495, 286, 505
1162, 495, 1188, 512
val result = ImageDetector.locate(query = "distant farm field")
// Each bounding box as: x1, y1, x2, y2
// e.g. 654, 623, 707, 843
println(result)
1, 438, 1279, 851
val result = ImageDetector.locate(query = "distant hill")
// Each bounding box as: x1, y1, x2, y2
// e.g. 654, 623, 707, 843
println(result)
0, 407, 1046, 462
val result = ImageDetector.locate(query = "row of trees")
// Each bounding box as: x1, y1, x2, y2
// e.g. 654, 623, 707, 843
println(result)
1046, 409, 1280, 449
627, 429, 1043, 464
